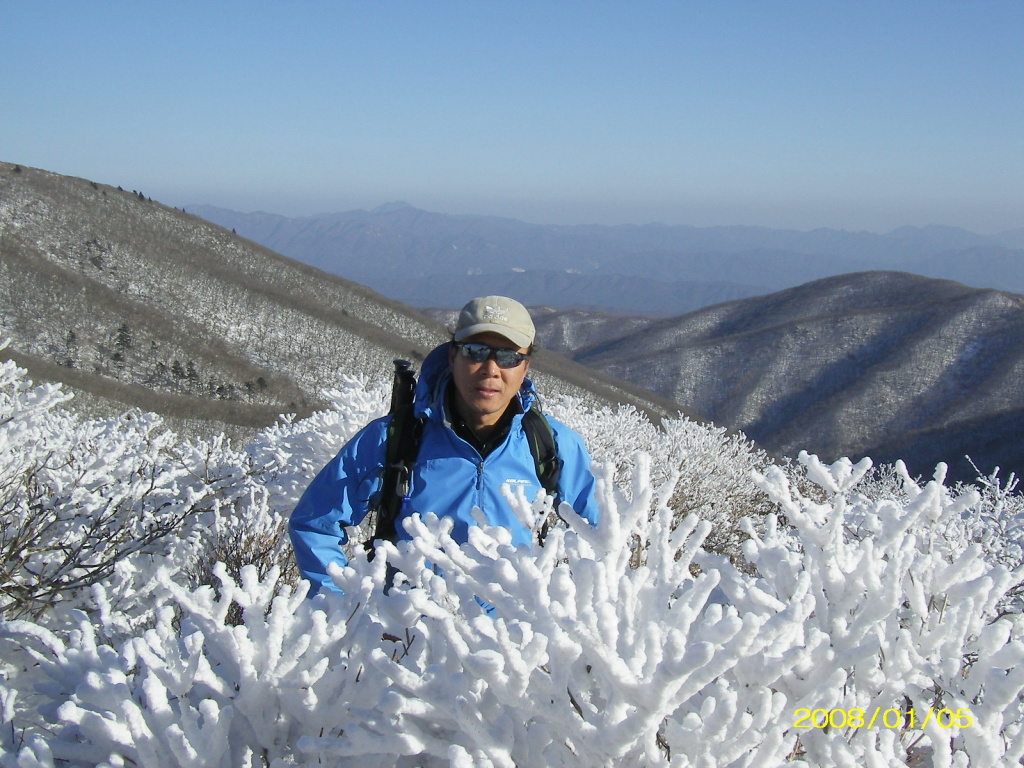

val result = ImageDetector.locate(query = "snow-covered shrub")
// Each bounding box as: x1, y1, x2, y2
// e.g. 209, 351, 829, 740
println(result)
731, 452, 1024, 766
181, 486, 298, 627
3, 356, 1024, 767
247, 374, 390, 508
3, 445, 1022, 767
547, 395, 774, 562
0, 359, 388, 628
959, 466, 1024, 587
848, 458, 1024, 615
0, 355, 197, 622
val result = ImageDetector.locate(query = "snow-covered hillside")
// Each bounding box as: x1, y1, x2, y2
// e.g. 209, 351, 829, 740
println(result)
1, 161, 680, 442
2, 356, 1023, 767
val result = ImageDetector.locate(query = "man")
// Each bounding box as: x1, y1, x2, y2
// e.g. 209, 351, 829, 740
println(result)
289, 296, 600, 595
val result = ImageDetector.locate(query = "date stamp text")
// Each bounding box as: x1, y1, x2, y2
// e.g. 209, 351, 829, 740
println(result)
794, 707, 973, 730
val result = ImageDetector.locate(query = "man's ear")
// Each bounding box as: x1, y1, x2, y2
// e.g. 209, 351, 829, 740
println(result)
448, 343, 458, 367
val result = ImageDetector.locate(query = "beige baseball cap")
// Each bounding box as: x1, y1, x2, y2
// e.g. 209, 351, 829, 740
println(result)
453, 296, 535, 349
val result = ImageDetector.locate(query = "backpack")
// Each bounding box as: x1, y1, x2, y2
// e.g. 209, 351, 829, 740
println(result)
366, 358, 562, 556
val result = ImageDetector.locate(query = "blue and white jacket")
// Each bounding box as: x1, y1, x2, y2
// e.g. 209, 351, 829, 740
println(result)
289, 343, 600, 594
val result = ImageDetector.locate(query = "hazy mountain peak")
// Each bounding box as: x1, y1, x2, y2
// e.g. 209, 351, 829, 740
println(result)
371, 201, 416, 214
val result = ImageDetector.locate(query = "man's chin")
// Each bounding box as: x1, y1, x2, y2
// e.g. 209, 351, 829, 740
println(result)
468, 402, 502, 417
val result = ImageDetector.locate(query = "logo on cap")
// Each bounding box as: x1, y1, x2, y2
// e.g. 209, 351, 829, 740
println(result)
483, 304, 510, 323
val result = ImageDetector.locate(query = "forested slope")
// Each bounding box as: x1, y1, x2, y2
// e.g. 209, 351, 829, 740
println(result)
0, 161, 681, 436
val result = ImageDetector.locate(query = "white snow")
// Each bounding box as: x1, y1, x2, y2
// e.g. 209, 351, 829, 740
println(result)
1, 350, 1022, 767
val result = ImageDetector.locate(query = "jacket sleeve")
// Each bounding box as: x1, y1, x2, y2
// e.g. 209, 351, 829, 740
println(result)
288, 417, 388, 595
548, 418, 600, 527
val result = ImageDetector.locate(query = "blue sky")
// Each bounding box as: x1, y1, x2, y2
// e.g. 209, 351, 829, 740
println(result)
4, 1, 1023, 233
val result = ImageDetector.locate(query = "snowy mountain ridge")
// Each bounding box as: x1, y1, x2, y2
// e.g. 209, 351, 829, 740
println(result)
428, 272, 1024, 484
0, 161, 681, 437
589, 274, 1024, 481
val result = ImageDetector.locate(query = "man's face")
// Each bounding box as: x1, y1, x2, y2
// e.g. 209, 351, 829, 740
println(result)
448, 331, 531, 432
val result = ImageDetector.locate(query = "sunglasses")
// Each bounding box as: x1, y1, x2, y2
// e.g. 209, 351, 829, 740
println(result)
455, 342, 531, 369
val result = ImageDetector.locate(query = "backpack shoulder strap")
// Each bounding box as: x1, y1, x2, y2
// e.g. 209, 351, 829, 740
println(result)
368, 361, 424, 556
522, 408, 562, 500
523, 408, 564, 545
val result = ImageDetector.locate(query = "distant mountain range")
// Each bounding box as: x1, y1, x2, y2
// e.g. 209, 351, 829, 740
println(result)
188, 202, 1024, 317
0, 162, 681, 438
5, 161, 1022, 483
188, 203, 1024, 481
425, 271, 1024, 484
533, 272, 1024, 483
